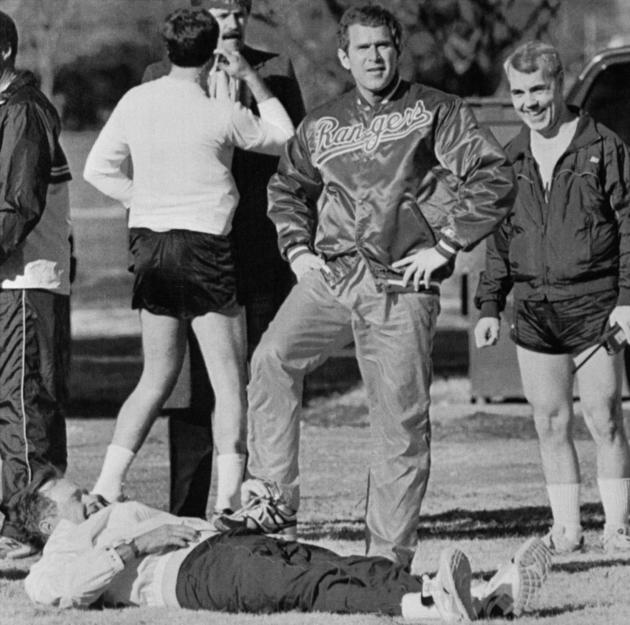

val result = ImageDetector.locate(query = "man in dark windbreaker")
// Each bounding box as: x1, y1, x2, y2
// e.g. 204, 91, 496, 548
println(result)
0, 11, 72, 559
217, 4, 515, 566
475, 41, 630, 556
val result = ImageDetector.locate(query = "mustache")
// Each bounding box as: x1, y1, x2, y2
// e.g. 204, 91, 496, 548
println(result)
221, 30, 242, 39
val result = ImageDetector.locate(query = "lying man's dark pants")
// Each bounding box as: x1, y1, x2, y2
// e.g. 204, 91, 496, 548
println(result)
176, 529, 422, 615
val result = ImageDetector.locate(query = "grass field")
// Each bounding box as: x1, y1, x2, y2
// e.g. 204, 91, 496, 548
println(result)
2, 380, 630, 625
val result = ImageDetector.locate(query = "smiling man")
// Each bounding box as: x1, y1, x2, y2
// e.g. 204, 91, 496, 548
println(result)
475, 41, 630, 555
221, 3, 516, 565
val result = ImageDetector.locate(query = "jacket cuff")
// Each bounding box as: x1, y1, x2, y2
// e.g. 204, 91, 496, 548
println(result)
617, 288, 630, 307
286, 244, 311, 264
435, 237, 460, 260
479, 301, 500, 318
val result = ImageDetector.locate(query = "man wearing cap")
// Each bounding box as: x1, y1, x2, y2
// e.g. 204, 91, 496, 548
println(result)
142, 0, 305, 519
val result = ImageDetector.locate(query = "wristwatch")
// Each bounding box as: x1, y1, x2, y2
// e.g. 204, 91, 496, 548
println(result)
112, 538, 140, 562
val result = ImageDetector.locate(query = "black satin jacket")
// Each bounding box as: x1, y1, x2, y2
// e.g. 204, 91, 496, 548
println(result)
267, 79, 515, 287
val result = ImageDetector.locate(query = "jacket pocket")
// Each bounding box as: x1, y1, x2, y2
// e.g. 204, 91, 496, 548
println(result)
389, 194, 437, 261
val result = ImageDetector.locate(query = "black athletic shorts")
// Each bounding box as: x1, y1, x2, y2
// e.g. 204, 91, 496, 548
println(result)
129, 228, 238, 319
510, 290, 617, 355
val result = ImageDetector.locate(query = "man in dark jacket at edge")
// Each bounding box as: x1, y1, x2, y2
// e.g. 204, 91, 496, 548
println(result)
142, 0, 305, 519
475, 41, 630, 556
0, 10, 73, 559
223, 3, 516, 567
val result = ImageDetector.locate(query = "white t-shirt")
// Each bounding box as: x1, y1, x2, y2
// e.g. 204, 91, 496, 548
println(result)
83, 75, 294, 235
530, 116, 579, 197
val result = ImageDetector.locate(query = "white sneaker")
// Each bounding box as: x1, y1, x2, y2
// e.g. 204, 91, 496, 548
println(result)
603, 526, 630, 554
541, 527, 584, 555
431, 547, 475, 623
475, 537, 551, 618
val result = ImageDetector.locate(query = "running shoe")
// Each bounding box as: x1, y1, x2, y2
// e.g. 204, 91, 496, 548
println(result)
213, 479, 297, 534
431, 547, 475, 623
474, 537, 551, 618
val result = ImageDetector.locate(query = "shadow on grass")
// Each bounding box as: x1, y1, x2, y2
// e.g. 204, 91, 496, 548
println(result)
0, 568, 28, 581
534, 604, 591, 618
299, 503, 606, 541
553, 556, 630, 572
67, 329, 471, 417
474, 557, 630, 585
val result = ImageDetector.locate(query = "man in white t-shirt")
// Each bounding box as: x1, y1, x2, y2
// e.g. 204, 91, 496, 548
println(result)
142, 0, 305, 521
83, 8, 294, 521
475, 40, 630, 555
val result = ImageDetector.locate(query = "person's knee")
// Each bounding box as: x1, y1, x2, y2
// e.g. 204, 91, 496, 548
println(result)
136, 365, 181, 401
532, 404, 571, 441
250, 334, 290, 379
582, 398, 624, 445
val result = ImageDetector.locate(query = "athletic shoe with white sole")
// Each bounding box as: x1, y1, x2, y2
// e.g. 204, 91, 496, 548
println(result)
431, 547, 476, 624
603, 526, 630, 554
474, 537, 551, 618
0, 535, 39, 559
213, 479, 297, 534
541, 527, 584, 555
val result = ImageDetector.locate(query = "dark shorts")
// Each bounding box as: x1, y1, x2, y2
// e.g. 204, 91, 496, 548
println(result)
129, 228, 238, 319
510, 290, 617, 355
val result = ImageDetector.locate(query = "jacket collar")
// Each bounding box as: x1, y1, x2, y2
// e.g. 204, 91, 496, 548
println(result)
0, 70, 38, 105
353, 74, 404, 109
509, 107, 602, 161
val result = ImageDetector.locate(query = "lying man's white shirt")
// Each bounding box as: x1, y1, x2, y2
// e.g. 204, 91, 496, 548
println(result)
25, 502, 216, 609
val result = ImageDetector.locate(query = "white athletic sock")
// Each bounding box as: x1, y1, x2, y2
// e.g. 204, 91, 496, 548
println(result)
401, 592, 440, 619
598, 477, 630, 532
215, 453, 246, 512
546, 482, 581, 541
92, 444, 135, 502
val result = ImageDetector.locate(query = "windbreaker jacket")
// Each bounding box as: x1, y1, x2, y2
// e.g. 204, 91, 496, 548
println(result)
0, 71, 72, 294
475, 111, 630, 317
267, 79, 515, 288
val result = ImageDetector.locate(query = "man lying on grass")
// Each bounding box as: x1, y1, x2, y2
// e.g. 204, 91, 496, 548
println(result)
16, 469, 549, 622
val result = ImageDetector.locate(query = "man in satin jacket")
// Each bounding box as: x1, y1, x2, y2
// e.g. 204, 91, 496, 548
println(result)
228, 3, 515, 566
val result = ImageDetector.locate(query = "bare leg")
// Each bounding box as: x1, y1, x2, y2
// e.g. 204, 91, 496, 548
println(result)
575, 348, 630, 535
92, 311, 186, 501
575, 348, 630, 479
517, 346, 582, 543
111, 311, 187, 449
191, 306, 248, 454
517, 346, 578, 483
192, 306, 248, 510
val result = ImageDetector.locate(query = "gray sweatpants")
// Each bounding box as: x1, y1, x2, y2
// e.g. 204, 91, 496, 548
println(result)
247, 259, 439, 565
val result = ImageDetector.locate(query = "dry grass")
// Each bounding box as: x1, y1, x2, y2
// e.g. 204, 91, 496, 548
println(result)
3, 382, 630, 624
